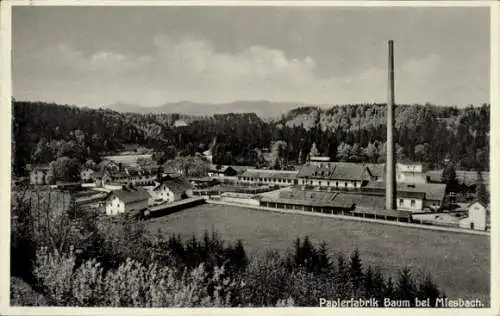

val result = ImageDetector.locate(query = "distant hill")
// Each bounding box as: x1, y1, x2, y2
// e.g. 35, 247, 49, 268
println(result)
107, 100, 302, 118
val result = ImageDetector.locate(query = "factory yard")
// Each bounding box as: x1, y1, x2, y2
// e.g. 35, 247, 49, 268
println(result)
146, 203, 490, 303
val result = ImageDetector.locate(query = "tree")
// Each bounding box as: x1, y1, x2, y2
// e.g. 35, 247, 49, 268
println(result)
335, 254, 351, 299
385, 277, 395, 299
395, 267, 417, 303
84, 159, 97, 170
414, 143, 431, 162
270, 141, 287, 170
362, 266, 374, 299
441, 164, 458, 193
349, 249, 364, 297
48, 156, 81, 183
363, 142, 379, 163
337, 142, 352, 162
372, 268, 386, 302
417, 273, 441, 307
231, 240, 248, 272
476, 171, 488, 204
316, 242, 332, 275
349, 143, 363, 162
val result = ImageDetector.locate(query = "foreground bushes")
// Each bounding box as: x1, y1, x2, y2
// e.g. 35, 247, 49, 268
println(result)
32, 238, 442, 307
13, 196, 442, 307
34, 247, 237, 307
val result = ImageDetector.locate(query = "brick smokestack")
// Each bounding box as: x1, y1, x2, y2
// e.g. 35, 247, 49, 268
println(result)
386, 40, 397, 210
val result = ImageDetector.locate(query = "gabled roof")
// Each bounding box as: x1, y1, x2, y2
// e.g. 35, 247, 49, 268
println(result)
109, 187, 151, 204
154, 176, 193, 196
364, 163, 385, 178
262, 189, 356, 209
297, 163, 368, 181
209, 165, 236, 173
468, 200, 488, 209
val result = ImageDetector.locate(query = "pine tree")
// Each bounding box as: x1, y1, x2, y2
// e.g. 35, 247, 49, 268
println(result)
349, 248, 364, 297
372, 268, 386, 302
300, 236, 316, 271
441, 164, 458, 193
362, 266, 374, 299
396, 267, 417, 304
385, 277, 395, 299
335, 254, 351, 299
417, 273, 441, 307
232, 240, 249, 272
476, 170, 488, 204
316, 242, 332, 275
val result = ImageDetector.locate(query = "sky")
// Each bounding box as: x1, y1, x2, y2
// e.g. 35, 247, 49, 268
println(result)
12, 5, 491, 109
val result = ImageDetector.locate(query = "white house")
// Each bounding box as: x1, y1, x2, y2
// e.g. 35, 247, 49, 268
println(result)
149, 176, 193, 205
396, 192, 425, 211
459, 201, 489, 231
104, 187, 151, 216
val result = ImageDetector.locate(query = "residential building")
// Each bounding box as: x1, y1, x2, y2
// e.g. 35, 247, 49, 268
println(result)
361, 181, 447, 211
149, 176, 193, 205
459, 201, 490, 231
102, 154, 154, 168
104, 187, 151, 216
296, 162, 371, 190
95, 166, 158, 188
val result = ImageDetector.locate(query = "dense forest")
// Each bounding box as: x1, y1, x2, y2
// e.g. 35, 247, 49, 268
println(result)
12, 100, 490, 176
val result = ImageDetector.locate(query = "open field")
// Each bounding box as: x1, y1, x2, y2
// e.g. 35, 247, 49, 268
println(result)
145, 203, 490, 302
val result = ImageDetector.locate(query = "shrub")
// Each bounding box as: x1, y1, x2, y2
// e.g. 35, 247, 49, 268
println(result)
33, 247, 76, 305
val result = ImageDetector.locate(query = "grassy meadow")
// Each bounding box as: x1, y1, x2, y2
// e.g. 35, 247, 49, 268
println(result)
145, 203, 490, 302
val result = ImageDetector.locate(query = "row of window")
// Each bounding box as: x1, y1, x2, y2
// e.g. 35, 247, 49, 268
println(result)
399, 198, 417, 208
239, 177, 294, 184
110, 175, 155, 181
299, 179, 360, 188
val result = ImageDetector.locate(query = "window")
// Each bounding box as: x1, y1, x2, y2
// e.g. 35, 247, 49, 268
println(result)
411, 200, 416, 207
399, 199, 404, 205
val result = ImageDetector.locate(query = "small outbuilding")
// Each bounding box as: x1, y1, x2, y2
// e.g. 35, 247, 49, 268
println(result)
459, 200, 490, 231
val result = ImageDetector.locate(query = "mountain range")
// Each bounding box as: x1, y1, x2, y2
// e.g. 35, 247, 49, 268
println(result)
106, 100, 311, 119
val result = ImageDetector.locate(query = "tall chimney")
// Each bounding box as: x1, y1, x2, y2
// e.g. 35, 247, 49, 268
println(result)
386, 40, 397, 210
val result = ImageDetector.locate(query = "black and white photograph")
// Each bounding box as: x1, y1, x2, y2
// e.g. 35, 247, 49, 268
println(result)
1, 1, 498, 314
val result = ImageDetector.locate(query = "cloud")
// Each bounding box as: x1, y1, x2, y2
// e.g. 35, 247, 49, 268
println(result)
15, 34, 474, 107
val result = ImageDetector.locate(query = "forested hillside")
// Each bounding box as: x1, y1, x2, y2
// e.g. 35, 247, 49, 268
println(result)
12, 100, 490, 176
